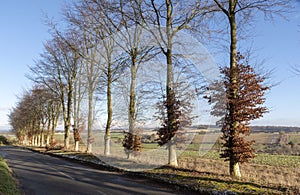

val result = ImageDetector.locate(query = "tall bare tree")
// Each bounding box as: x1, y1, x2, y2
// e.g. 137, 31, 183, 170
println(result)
99, 0, 158, 158
138, 0, 206, 167
65, 3, 105, 153
77, 0, 126, 155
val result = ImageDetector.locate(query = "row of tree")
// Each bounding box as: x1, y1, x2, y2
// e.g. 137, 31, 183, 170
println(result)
9, 0, 291, 178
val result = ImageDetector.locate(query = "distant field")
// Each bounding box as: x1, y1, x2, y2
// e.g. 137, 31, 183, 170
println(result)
51, 129, 300, 154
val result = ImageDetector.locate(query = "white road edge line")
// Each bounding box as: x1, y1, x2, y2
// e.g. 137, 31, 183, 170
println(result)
97, 190, 108, 195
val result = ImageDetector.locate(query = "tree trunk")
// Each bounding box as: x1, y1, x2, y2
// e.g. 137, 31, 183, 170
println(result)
50, 126, 55, 146
33, 135, 38, 146
75, 141, 79, 152
228, 0, 240, 178
40, 132, 44, 147
64, 125, 70, 150
104, 134, 110, 155
65, 83, 73, 150
168, 141, 178, 167
46, 118, 51, 146
50, 105, 60, 146
164, 0, 177, 167
230, 160, 241, 178
128, 55, 136, 135
37, 134, 41, 147
61, 92, 69, 149
104, 68, 112, 156
87, 84, 93, 153
46, 135, 50, 146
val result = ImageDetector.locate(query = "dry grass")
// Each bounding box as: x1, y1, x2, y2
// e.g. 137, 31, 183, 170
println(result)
178, 156, 300, 194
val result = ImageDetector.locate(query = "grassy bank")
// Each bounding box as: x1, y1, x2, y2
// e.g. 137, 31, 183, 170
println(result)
0, 156, 20, 195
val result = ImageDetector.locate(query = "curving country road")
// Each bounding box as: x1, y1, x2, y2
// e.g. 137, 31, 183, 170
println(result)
0, 146, 195, 195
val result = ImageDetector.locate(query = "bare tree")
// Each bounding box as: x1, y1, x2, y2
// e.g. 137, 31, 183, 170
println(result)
64, 2, 105, 153
138, 0, 207, 167
98, 0, 159, 158
77, 0, 126, 155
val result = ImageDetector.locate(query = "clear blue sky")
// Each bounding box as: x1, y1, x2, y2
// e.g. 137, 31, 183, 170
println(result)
0, 1, 299, 130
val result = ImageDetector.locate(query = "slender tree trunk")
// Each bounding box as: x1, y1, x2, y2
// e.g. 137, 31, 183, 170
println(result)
35, 135, 38, 146
37, 134, 41, 146
165, 0, 178, 167
87, 84, 93, 153
126, 53, 139, 159
64, 122, 70, 149
40, 122, 45, 147
46, 119, 51, 146
40, 132, 44, 147
228, 0, 240, 178
61, 91, 69, 149
104, 67, 112, 156
46, 135, 50, 146
51, 124, 55, 146
73, 75, 82, 152
65, 83, 73, 150
129, 55, 136, 135
50, 108, 59, 146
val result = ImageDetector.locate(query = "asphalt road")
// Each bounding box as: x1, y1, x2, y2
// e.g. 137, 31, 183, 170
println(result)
0, 146, 194, 195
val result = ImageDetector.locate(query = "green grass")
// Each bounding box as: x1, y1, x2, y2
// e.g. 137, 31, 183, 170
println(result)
181, 149, 300, 167
142, 143, 158, 150
252, 153, 300, 168
0, 156, 20, 195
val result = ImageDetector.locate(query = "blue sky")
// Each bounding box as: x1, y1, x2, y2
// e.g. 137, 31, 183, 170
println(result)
0, 0, 299, 130
0, 0, 63, 129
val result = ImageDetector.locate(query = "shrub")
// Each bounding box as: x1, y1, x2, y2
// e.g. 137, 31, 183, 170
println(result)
0, 136, 10, 145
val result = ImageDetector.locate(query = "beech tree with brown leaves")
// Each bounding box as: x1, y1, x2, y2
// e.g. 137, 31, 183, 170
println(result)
210, 0, 290, 178
208, 53, 269, 178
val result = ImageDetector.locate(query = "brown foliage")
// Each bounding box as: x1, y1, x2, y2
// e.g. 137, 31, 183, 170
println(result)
156, 81, 196, 146
209, 53, 269, 164
122, 132, 142, 157
156, 91, 181, 146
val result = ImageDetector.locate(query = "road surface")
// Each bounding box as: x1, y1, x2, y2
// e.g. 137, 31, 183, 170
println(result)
0, 146, 195, 195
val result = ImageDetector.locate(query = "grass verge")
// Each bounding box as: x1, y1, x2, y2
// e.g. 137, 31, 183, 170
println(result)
0, 156, 20, 195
